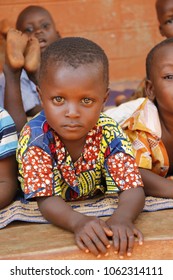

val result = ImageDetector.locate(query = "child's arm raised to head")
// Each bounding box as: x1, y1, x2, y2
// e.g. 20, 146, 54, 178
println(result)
0, 155, 18, 209
3, 29, 41, 133
37, 196, 113, 257
3, 64, 27, 133
3, 29, 28, 132
106, 187, 145, 259
3, 61, 42, 132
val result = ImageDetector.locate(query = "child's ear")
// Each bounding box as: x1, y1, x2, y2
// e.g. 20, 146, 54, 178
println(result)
36, 86, 43, 105
145, 79, 155, 101
56, 31, 61, 39
159, 25, 165, 37
103, 88, 110, 103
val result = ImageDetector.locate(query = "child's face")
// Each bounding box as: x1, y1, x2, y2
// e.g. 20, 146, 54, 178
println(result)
38, 63, 108, 145
157, 0, 173, 38
147, 43, 173, 111
18, 10, 59, 52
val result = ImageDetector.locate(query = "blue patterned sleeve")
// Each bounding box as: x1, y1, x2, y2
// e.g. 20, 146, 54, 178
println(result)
0, 107, 18, 159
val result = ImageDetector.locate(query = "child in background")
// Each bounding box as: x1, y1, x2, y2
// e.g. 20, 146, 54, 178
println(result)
0, 107, 18, 209
156, 0, 173, 38
106, 0, 173, 116
17, 37, 145, 258
122, 37, 173, 198
130, 0, 173, 98
0, 5, 61, 132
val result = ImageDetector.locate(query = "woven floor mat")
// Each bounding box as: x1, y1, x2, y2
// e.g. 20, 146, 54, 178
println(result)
0, 194, 173, 229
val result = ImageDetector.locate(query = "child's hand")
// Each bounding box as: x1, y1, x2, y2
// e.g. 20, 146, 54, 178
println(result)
106, 218, 143, 259
74, 215, 113, 257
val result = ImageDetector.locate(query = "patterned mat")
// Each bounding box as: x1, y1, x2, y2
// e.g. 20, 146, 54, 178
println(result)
1, 194, 173, 229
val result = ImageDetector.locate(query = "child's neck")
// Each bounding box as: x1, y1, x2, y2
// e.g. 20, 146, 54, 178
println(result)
159, 111, 173, 174
159, 109, 173, 135
63, 137, 86, 163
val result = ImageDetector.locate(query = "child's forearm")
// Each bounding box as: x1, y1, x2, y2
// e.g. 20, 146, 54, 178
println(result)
37, 196, 86, 232
0, 156, 18, 209
106, 187, 145, 258
109, 187, 145, 223
140, 168, 173, 198
3, 64, 27, 132
0, 181, 17, 209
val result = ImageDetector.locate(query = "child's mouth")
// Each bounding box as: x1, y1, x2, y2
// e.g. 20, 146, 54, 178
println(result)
38, 38, 46, 49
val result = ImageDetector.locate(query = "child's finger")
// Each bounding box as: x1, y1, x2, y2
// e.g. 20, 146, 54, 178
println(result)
100, 220, 113, 237
118, 230, 128, 259
75, 235, 90, 254
103, 226, 113, 237
126, 228, 135, 257
133, 228, 144, 245
111, 228, 120, 254
112, 228, 131, 258
92, 226, 111, 252
76, 233, 100, 257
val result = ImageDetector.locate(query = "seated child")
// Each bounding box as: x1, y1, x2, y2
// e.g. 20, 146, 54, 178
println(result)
122, 37, 173, 198
0, 107, 18, 209
1, 5, 61, 132
106, 0, 173, 113
17, 37, 145, 258
131, 0, 173, 98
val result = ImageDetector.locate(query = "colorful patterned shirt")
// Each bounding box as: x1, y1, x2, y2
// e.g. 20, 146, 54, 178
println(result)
122, 98, 169, 177
17, 111, 143, 201
0, 107, 18, 159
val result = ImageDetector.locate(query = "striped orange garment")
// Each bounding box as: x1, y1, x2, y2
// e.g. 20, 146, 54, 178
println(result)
121, 98, 169, 177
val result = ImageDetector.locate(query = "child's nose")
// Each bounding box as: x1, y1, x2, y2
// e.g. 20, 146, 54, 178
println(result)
34, 27, 42, 35
65, 103, 80, 118
32, 25, 44, 36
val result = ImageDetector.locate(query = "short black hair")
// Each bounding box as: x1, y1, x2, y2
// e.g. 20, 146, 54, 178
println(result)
39, 37, 109, 88
146, 37, 173, 79
16, 5, 54, 30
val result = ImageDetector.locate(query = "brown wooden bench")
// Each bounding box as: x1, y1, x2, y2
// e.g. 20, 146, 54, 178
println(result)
0, 209, 172, 260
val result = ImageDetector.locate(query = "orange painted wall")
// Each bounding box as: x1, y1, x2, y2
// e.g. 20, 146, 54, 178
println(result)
0, 0, 163, 84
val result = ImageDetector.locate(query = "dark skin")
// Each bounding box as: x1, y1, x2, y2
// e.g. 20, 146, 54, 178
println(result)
35, 63, 145, 258
139, 43, 173, 198
0, 155, 18, 209
37, 187, 144, 258
114, 0, 173, 109
3, 64, 27, 133
156, 0, 173, 38
116, 0, 173, 196
3, 7, 60, 133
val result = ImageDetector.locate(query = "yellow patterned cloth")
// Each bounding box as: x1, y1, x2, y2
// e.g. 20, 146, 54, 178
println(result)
122, 98, 169, 177
17, 111, 143, 201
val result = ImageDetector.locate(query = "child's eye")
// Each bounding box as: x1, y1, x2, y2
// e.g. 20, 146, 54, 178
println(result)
165, 19, 173, 24
81, 98, 93, 105
163, 75, 173, 80
24, 26, 34, 33
53, 96, 64, 104
41, 23, 51, 30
